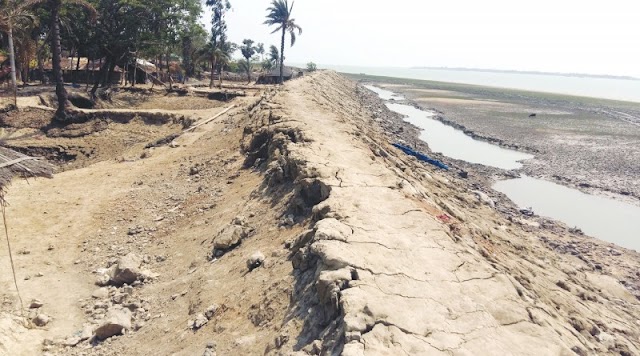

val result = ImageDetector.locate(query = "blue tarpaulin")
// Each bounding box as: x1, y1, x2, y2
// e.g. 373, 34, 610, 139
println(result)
392, 143, 449, 170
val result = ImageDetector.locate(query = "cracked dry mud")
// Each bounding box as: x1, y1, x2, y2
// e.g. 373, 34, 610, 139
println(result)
0, 72, 639, 355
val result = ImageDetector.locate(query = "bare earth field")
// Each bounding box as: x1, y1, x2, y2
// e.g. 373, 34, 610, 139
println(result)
0, 72, 638, 355
348, 74, 640, 201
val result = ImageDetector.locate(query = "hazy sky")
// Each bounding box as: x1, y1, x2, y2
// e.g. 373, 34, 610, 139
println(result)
202, 0, 640, 77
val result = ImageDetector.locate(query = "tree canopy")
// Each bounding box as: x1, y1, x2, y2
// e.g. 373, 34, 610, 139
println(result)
0, 0, 305, 115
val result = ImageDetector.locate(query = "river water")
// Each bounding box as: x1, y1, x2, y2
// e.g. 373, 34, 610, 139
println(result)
332, 65, 640, 103
366, 85, 640, 251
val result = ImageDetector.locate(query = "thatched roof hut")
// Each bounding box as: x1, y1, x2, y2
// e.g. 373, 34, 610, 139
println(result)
0, 146, 54, 205
256, 66, 298, 84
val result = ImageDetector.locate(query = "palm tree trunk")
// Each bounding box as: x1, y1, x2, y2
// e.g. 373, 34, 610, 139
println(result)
246, 59, 251, 83
280, 26, 286, 85
7, 25, 18, 107
132, 57, 137, 87
37, 41, 45, 84
74, 53, 80, 84
69, 48, 74, 85
51, 0, 70, 120
209, 59, 216, 88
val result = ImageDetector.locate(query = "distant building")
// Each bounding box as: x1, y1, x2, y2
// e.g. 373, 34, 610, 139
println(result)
42, 57, 123, 84
129, 58, 158, 84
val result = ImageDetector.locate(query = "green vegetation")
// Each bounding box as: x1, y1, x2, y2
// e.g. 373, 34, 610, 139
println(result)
0, 0, 306, 116
306, 62, 316, 72
0, 0, 41, 106
240, 39, 257, 82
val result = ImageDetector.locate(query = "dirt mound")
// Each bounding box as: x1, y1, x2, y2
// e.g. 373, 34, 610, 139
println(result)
1, 107, 190, 170
0, 107, 54, 129
97, 88, 228, 111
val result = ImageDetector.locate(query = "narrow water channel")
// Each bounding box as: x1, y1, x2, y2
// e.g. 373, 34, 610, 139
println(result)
364, 85, 405, 101
494, 176, 640, 251
386, 103, 533, 170
366, 84, 640, 251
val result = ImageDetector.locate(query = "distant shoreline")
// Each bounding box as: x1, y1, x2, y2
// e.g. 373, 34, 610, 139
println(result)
410, 66, 640, 81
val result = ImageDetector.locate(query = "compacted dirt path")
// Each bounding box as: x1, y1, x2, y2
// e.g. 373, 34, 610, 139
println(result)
0, 73, 638, 355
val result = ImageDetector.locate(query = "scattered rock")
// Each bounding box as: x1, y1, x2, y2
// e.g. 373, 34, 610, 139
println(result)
111, 253, 143, 286
80, 325, 94, 341
596, 332, 616, 349
280, 214, 295, 227
128, 226, 144, 235
519, 207, 534, 216
29, 299, 44, 309
213, 224, 250, 251
192, 313, 208, 330
94, 308, 132, 340
92, 288, 110, 299
247, 252, 265, 271
95, 273, 111, 286
232, 215, 247, 226
473, 190, 495, 208
203, 348, 216, 356
204, 305, 218, 320
33, 314, 50, 327
63, 336, 82, 347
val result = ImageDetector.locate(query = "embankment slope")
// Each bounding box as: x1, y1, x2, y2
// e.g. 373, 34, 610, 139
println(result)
257, 72, 640, 355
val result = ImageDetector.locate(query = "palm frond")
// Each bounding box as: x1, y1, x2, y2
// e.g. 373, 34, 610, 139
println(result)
289, 30, 296, 47
269, 25, 283, 34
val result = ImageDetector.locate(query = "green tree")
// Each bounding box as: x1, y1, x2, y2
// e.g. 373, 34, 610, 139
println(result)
306, 62, 316, 72
256, 42, 264, 61
205, 0, 231, 88
240, 39, 256, 82
238, 58, 251, 83
264, 0, 301, 84
261, 59, 274, 71
0, 0, 40, 106
198, 39, 234, 88
180, 21, 207, 80
268, 44, 279, 66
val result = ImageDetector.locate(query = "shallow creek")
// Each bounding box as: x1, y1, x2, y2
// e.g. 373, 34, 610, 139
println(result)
366, 85, 640, 251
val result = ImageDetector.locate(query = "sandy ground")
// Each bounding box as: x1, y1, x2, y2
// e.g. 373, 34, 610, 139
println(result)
0, 73, 638, 355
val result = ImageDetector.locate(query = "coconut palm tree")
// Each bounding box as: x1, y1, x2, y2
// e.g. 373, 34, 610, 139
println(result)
264, 0, 301, 84
46, 0, 96, 120
268, 44, 279, 67
240, 39, 256, 83
256, 42, 264, 61
238, 59, 252, 83
0, 0, 40, 107
198, 40, 232, 88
